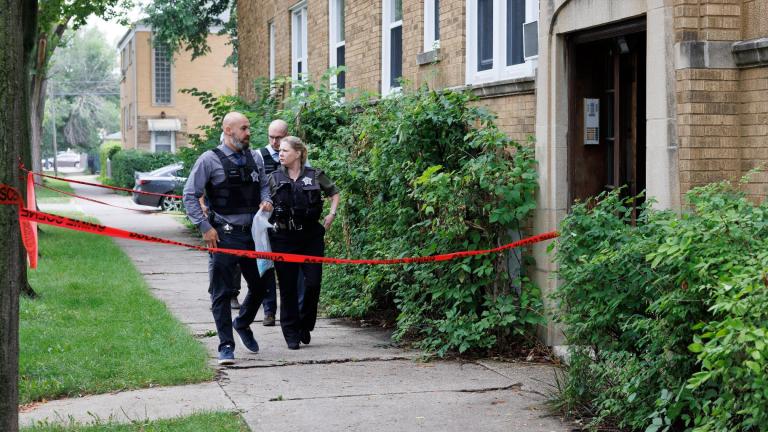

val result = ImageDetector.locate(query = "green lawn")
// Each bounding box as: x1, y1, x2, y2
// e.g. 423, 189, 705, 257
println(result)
21, 412, 249, 432
35, 178, 75, 202
20, 218, 214, 404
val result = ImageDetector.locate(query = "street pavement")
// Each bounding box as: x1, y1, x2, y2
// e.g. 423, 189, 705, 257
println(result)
21, 176, 573, 431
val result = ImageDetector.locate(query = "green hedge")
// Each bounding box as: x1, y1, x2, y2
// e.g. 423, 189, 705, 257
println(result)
552, 181, 768, 431
109, 149, 179, 189
181, 74, 543, 356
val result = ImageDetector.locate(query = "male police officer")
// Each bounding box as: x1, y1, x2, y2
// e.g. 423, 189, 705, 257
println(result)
183, 111, 273, 365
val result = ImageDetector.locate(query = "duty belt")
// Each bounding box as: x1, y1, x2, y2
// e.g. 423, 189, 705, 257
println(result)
216, 222, 252, 233
274, 219, 303, 231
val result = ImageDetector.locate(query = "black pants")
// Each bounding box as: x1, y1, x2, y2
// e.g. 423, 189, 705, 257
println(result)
269, 223, 325, 344
210, 226, 270, 351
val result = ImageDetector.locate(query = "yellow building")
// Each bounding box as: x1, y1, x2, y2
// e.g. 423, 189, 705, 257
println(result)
117, 23, 238, 153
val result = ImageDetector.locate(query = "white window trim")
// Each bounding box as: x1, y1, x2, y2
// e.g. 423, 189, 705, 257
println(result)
151, 40, 174, 106
465, 0, 538, 85
328, 0, 345, 88
424, 0, 440, 52
268, 21, 276, 80
381, 0, 403, 95
150, 131, 176, 153
291, 2, 308, 81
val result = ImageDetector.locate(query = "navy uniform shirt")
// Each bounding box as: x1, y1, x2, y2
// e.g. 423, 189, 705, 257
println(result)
183, 143, 272, 234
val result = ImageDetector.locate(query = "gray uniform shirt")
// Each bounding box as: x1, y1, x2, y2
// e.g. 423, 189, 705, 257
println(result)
183, 143, 272, 234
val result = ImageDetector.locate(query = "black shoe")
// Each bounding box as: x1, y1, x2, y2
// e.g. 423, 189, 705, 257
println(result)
287, 341, 300, 350
263, 313, 276, 327
300, 329, 311, 345
234, 324, 259, 353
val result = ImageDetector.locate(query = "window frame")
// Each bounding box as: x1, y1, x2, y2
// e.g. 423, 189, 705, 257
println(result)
465, 0, 538, 85
423, 0, 440, 51
150, 130, 176, 153
268, 21, 276, 80
151, 39, 173, 106
381, 0, 404, 95
328, 0, 346, 90
291, 2, 309, 81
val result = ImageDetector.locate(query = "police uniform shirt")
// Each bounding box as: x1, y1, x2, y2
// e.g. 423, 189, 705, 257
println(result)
268, 165, 339, 198
183, 143, 272, 234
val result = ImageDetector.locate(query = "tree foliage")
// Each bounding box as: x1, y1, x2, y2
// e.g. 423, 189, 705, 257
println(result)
144, 0, 237, 65
44, 26, 120, 156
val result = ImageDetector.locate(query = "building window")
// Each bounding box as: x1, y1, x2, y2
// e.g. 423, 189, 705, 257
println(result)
268, 21, 276, 80
291, 3, 308, 81
153, 41, 172, 105
382, 0, 403, 94
466, 0, 538, 85
151, 131, 175, 153
329, 0, 345, 90
424, 0, 440, 51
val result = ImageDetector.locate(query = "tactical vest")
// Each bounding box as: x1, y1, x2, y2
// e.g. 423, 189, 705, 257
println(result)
271, 167, 323, 223
205, 148, 262, 215
259, 147, 280, 174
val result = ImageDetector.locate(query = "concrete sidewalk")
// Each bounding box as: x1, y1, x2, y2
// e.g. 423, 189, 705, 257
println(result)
22, 177, 572, 431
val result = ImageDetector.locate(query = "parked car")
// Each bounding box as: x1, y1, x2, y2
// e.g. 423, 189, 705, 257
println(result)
132, 162, 186, 211
42, 151, 83, 170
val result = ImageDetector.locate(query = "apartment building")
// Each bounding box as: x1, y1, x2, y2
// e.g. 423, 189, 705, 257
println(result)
117, 23, 238, 153
237, 0, 768, 345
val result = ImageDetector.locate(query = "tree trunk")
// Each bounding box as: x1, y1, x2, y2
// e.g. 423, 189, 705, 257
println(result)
1, 0, 37, 430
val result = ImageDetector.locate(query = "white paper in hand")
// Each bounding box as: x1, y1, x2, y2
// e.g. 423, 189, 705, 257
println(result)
251, 209, 274, 276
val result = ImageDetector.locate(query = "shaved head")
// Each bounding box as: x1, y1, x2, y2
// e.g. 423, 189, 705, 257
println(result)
222, 111, 251, 151
223, 111, 248, 129
267, 119, 289, 150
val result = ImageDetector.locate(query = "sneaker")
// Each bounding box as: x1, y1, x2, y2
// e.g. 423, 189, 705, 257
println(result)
234, 325, 260, 353
287, 341, 300, 350
300, 329, 311, 345
263, 313, 276, 327
230, 297, 241, 309
218, 345, 235, 365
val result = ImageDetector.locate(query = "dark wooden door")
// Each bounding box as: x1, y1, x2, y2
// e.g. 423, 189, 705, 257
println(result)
567, 21, 646, 207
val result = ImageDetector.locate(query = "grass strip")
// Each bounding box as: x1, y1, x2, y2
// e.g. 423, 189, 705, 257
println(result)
21, 216, 214, 404
35, 178, 75, 202
21, 411, 249, 432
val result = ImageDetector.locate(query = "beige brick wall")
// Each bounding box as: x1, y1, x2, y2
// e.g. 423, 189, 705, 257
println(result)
739, 66, 768, 200
673, 0, 768, 202
674, 0, 742, 41
474, 93, 536, 143
412, 0, 465, 89
742, 0, 768, 40
344, 0, 382, 94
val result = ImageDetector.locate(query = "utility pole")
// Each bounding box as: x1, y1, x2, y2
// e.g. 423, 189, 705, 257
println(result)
50, 81, 58, 176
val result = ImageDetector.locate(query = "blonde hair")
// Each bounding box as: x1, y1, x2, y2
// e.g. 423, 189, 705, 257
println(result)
281, 136, 308, 165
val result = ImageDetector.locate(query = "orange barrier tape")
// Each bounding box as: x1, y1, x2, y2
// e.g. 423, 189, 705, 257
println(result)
20, 164, 183, 199
2, 183, 559, 265
35, 181, 158, 214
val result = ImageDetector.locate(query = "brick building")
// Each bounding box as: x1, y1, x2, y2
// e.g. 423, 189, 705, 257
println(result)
117, 23, 238, 153
237, 0, 768, 345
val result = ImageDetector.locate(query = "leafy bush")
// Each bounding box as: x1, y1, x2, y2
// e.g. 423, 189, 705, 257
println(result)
552, 180, 768, 431
109, 149, 179, 189
99, 141, 122, 182
184, 74, 543, 356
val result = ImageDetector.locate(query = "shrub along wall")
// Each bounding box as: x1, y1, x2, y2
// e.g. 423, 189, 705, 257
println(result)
552, 181, 768, 431
182, 75, 543, 356
108, 149, 179, 190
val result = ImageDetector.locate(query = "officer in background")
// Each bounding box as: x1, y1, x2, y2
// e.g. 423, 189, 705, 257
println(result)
183, 111, 273, 365
269, 136, 340, 350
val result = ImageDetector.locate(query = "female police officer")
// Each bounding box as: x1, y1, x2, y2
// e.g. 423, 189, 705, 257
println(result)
269, 136, 340, 350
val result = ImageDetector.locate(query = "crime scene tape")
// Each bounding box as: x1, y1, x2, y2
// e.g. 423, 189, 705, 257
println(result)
35, 181, 159, 214
20, 165, 183, 199
1, 183, 559, 265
